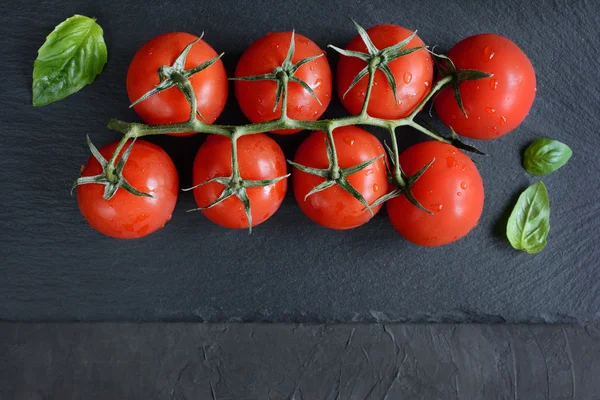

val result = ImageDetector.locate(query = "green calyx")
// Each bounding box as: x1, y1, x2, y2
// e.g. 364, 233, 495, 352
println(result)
130, 33, 224, 121
328, 18, 425, 104
72, 135, 151, 200
370, 137, 435, 213
288, 134, 384, 215
230, 30, 323, 113
183, 138, 290, 234
432, 51, 493, 118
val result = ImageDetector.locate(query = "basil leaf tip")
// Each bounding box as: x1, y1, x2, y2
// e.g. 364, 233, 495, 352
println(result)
32, 15, 107, 107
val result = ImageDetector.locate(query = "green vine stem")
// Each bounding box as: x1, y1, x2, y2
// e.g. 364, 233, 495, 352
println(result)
80, 19, 490, 229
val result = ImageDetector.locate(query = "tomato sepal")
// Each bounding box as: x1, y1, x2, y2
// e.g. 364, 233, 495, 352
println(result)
183, 170, 290, 234
329, 19, 425, 105
288, 136, 384, 215
431, 51, 493, 118
370, 156, 435, 214
231, 30, 324, 113
71, 135, 152, 201
129, 33, 224, 122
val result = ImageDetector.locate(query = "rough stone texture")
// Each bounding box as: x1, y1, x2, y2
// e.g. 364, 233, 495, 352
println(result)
1, 322, 600, 399
1, 0, 599, 323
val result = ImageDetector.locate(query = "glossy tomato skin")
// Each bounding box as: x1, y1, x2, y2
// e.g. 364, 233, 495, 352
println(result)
336, 24, 433, 119
292, 126, 388, 229
192, 134, 288, 229
77, 140, 179, 239
235, 32, 332, 134
127, 32, 228, 136
387, 142, 484, 247
434, 34, 536, 139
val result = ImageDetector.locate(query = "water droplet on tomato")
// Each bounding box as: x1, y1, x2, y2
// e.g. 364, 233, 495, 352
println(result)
477, 116, 481, 120
313, 110, 319, 116
500, 116, 507, 125
424, 81, 430, 87
483, 46, 495, 60
457, 192, 462, 196
489, 78, 499, 90
365, 169, 374, 176
344, 136, 355, 145
476, 85, 480, 90
373, 184, 379, 192
309, 65, 314, 71
460, 181, 468, 189
446, 156, 458, 168
486, 107, 496, 114
403, 72, 412, 84
430, 203, 443, 212
373, 81, 378, 86
314, 78, 322, 88
257, 98, 263, 104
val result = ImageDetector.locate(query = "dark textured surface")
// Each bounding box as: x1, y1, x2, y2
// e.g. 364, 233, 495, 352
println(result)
2, 322, 600, 399
1, 0, 599, 323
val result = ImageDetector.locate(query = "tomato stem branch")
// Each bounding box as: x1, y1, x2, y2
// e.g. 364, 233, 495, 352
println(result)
279, 73, 289, 121
406, 75, 452, 122
105, 133, 131, 183
406, 120, 451, 143
360, 66, 376, 118
230, 133, 241, 184
387, 125, 406, 187
324, 126, 340, 179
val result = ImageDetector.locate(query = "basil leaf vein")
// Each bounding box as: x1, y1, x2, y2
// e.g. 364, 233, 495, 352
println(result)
33, 15, 107, 106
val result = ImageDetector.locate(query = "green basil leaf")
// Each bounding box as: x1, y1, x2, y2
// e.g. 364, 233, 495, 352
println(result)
32, 15, 107, 107
523, 138, 572, 176
506, 181, 550, 254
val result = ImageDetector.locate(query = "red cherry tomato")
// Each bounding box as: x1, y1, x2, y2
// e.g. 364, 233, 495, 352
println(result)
235, 32, 332, 134
126, 32, 228, 136
336, 24, 433, 119
192, 134, 288, 229
387, 141, 484, 246
77, 140, 179, 239
434, 34, 536, 139
292, 126, 388, 229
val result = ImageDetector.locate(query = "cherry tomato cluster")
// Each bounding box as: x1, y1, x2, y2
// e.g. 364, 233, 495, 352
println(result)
75, 22, 536, 246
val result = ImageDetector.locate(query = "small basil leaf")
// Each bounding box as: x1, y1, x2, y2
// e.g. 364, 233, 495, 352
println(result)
33, 15, 107, 107
506, 181, 550, 254
523, 138, 572, 176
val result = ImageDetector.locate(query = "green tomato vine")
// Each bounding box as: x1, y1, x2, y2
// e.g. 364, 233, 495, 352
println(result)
73, 19, 491, 231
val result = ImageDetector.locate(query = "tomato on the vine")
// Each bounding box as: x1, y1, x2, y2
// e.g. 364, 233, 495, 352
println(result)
387, 141, 484, 246
292, 126, 388, 230
234, 32, 332, 134
126, 32, 228, 136
434, 34, 536, 139
77, 140, 179, 239
192, 134, 288, 229
336, 24, 433, 119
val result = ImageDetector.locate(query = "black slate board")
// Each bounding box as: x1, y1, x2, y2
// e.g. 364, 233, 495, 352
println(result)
2, 322, 600, 399
1, 0, 599, 323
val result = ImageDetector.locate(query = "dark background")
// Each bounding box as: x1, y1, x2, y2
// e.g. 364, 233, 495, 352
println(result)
1, 0, 599, 323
